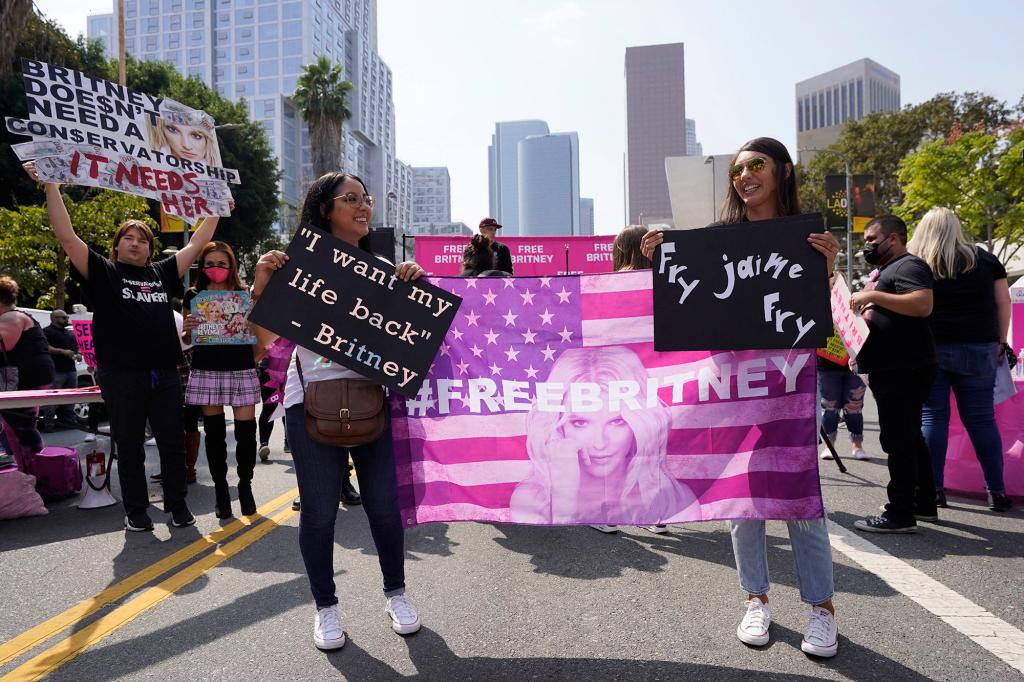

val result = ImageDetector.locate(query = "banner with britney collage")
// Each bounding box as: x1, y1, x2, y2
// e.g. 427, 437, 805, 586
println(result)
393, 276, 822, 527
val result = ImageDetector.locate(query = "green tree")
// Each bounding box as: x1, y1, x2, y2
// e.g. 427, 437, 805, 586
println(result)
292, 56, 353, 178
0, 191, 157, 308
896, 126, 1024, 262
0, 0, 33, 76
799, 92, 1014, 215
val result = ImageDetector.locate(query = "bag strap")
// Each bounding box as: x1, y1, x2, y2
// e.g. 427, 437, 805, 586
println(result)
295, 352, 307, 396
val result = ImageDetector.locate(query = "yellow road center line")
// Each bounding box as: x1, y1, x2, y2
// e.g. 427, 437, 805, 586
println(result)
2, 505, 298, 682
0, 488, 298, 668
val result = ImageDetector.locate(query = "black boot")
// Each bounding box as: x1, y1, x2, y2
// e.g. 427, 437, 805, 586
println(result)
234, 419, 258, 516
204, 413, 232, 519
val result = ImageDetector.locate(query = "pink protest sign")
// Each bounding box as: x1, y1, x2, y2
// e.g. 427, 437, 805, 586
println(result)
829, 274, 869, 358
414, 235, 617, 276
391, 271, 822, 527
71, 319, 96, 371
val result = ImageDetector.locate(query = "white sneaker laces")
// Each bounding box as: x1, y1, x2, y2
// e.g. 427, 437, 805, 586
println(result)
388, 595, 416, 622
742, 600, 768, 631
318, 607, 342, 638
805, 608, 833, 643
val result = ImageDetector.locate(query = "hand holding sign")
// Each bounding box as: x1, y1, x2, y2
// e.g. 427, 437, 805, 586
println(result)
652, 214, 831, 351
248, 227, 461, 397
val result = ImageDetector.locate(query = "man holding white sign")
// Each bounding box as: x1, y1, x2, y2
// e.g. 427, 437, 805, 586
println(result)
23, 161, 220, 533
850, 215, 937, 535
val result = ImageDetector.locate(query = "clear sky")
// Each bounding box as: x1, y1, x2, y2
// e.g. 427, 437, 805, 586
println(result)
33, 0, 1024, 234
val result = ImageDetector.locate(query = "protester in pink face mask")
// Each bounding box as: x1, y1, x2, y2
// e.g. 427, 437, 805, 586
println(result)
181, 240, 262, 518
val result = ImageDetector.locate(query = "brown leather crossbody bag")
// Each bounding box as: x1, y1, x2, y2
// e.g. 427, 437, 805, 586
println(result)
295, 356, 387, 447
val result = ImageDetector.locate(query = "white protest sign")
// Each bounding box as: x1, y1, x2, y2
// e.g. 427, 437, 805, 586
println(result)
6, 59, 240, 223
829, 273, 869, 358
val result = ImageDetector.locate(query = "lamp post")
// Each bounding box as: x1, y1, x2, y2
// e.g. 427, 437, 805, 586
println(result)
703, 155, 716, 224
800, 148, 852, 284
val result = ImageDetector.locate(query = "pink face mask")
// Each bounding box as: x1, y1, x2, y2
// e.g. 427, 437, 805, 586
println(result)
204, 266, 230, 283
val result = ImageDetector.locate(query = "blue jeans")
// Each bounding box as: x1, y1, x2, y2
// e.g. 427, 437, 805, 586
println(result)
285, 403, 406, 608
921, 342, 1005, 493
818, 369, 865, 444
730, 517, 834, 605
41, 370, 78, 425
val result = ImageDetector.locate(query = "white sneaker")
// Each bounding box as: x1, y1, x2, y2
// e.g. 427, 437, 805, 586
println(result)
83, 433, 97, 442
801, 606, 838, 657
313, 605, 346, 650
145, 437, 157, 446
644, 525, 669, 534
590, 524, 618, 533
819, 448, 834, 460
852, 448, 869, 460
736, 598, 771, 646
385, 594, 421, 635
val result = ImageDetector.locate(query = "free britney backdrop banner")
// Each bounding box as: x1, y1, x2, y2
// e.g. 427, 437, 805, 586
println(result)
392, 271, 823, 527
6, 59, 239, 222
415, 235, 617, 276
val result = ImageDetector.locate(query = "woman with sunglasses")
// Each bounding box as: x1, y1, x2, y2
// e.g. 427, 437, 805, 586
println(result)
641, 137, 842, 658
251, 172, 426, 651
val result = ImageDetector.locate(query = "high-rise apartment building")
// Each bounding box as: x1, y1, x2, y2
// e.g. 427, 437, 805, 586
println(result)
517, 132, 580, 237
625, 43, 686, 227
87, 12, 118, 57
88, 0, 411, 234
579, 198, 594, 236
487, 119, 549, 235
411, 167, 451, 225
796, 58, 900, 153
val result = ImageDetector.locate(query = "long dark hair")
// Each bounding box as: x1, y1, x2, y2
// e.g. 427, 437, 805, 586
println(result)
612, 225, 651, 271
298, 171, 373, 253
460, 234, 495, 276
720, 137, 801, 224
194, 241, 245, 291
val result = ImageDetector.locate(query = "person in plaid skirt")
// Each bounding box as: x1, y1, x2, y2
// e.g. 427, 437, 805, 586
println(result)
182, 241, 261, 518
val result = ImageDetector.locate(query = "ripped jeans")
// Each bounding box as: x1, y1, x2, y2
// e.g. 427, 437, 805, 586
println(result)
818, 368, 866, 444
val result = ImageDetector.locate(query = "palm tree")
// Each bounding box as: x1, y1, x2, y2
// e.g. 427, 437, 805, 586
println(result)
292, 56, 353, 179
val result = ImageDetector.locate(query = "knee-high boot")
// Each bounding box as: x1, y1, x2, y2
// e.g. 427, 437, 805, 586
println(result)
234, 418, 258, 516
204, 413, 232, 518
184, 431, 201, 483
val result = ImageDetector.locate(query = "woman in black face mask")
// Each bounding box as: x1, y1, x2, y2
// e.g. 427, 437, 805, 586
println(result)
640, 137, 843, 659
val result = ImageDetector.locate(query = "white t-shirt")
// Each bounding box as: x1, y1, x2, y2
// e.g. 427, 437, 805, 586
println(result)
283, 345, 366, 409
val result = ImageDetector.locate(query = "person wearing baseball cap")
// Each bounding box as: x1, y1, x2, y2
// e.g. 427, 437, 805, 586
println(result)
476, 218, 514, 275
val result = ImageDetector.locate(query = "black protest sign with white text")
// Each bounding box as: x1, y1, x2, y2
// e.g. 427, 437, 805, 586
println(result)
248, 227, 462, 398
653, 214, 831, 351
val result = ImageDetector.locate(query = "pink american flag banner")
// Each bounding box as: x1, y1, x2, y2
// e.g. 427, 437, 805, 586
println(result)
391, 271, 822, 527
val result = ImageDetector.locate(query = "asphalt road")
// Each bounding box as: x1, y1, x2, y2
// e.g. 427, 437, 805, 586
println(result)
1, 394, 1022, 681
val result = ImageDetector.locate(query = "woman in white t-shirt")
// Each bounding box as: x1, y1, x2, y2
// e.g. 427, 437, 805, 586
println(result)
251, 172, 426, 652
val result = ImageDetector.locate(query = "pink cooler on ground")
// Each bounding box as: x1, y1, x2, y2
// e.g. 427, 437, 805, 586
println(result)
945, 378, 1024, 499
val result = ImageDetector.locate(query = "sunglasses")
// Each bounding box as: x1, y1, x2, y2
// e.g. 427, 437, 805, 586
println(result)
332, 192, 376, 209
728, 157, 767, 181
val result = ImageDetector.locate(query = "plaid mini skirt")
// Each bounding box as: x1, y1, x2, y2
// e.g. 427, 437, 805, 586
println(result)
185, 368, 261, 406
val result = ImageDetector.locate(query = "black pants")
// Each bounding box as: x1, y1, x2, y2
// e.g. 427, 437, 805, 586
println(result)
98, 366, 187, 516
869, 366, 937, 525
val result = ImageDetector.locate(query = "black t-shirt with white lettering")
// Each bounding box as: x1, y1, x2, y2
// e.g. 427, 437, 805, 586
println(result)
856, 253, 936, 373
929, 248, 1006, 344
81, 249, 183, 370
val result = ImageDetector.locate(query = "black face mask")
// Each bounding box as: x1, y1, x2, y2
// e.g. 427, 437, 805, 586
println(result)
862, 237, 892, 265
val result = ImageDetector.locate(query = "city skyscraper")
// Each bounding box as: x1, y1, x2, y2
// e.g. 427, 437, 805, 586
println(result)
579, 198, 594, 236
796, 58, 901, 153
88, 0, 412, 234
517, 132, 580, 237
487, 119, 549, 235
685, 118, 702, 156
87, 11, 117, 57
624, 42, 686, 227
411, 166, 451, 225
